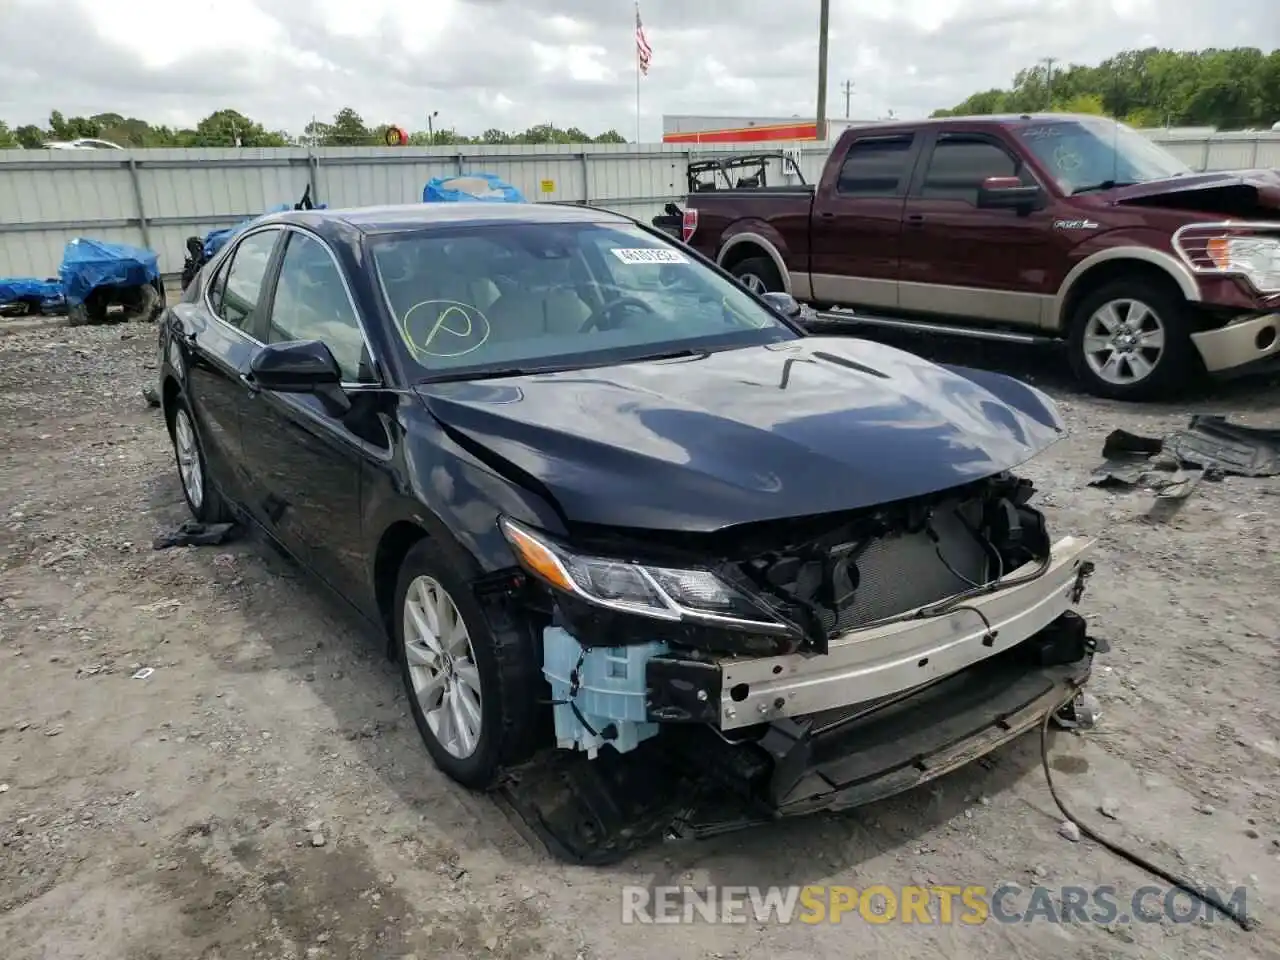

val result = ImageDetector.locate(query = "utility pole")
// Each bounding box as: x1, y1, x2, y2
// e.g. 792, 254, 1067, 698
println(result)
842, 80, 854, 118
1041, 57, 1057, 110
816, 0, 830, 140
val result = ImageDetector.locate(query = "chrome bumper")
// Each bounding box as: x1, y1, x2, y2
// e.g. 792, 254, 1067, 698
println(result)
717, 535, 1095, 731
1191, 312, 1280, 374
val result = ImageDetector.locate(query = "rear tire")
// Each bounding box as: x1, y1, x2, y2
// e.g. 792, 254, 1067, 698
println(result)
730, 256, 783, 295
1067, 277, 1199, 401
168, 398, 233, 524
395, 538, 541, 790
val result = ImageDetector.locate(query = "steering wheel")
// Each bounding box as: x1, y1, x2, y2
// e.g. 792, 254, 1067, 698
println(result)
579, 296, 658, 333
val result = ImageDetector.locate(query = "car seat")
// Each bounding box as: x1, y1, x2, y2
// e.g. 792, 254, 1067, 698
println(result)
482, 256, 592, 345
434, 238, 502, 314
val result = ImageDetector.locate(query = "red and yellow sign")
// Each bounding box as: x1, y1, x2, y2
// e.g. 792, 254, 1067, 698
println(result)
663, 121, 819, 144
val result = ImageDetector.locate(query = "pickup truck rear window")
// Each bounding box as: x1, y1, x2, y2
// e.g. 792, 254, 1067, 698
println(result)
836, 135, 914, 197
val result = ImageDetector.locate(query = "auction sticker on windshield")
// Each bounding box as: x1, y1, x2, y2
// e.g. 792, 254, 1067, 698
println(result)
611, 248, 690, 265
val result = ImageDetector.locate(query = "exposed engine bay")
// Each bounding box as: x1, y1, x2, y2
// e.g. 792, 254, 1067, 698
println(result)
492, 473, 1102, 863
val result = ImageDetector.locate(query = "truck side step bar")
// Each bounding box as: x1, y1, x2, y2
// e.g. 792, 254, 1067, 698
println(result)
809, 309, 1057, 346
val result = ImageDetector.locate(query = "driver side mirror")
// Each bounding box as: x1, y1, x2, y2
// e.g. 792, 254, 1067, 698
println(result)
760, 291, 802, 319
248, 340, 351, 416
977, 176, 1044, 213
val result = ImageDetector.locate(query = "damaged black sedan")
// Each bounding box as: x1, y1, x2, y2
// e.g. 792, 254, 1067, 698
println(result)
158, 201, 1100, 862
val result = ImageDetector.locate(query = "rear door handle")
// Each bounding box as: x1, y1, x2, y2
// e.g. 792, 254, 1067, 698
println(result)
906, 213, 925, 223
818, 211, 835, 219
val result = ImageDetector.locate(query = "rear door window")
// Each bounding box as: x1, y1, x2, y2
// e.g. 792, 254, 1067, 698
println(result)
835, 135, 916, 197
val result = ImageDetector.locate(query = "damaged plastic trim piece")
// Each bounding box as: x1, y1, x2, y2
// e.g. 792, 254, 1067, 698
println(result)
717, 535, 1095, 729
502, 620, 1101, 865
537, 536, 1094, 753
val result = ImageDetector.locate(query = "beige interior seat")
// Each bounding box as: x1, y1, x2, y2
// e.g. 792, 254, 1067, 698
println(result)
432, 239, 502, 313
483, 288, 592, 344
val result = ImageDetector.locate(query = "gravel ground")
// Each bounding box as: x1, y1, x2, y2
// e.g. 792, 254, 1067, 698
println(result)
2, 316, 1280, 960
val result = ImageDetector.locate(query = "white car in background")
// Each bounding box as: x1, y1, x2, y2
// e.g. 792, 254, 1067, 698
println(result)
42, 138, 124, 150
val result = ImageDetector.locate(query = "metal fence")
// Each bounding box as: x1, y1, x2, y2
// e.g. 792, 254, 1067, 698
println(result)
1, 132, 1278, 280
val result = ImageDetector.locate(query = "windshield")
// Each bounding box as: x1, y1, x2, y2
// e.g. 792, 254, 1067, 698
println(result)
370, 220, 796, 379
1015, 118, 1192, 194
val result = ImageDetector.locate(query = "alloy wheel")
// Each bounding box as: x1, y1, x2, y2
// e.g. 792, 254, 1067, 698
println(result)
173, 408, 204, 510
402, 574, 484, 759
1081, 298, 1166, 386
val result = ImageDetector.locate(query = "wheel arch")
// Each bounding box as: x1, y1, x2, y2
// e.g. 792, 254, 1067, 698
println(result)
1054, 247, 1200, 332
717, 231, 792, 294
161, 374, 182, 432
373, 519, 433, 657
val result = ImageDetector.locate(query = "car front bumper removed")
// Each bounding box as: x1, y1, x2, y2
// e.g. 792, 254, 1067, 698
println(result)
501, 537, 1101, 865
645, 535, 1096, 733
500, 614, 1100, 864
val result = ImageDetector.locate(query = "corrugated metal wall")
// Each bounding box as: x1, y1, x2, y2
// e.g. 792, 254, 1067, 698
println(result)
1, 134, 1278, 279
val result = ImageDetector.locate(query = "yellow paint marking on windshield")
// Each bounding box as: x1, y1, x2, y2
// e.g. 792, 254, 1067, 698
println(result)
426, 304, 474, 343
399, 299, 491, 360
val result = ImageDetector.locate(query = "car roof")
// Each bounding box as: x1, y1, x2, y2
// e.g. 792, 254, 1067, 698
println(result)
263, 202, 635, 237
933, 113, 1110, 126
842, 113, 1113, 137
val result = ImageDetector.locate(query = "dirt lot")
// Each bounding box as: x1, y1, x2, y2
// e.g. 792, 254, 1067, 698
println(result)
1, 317, 1279, 960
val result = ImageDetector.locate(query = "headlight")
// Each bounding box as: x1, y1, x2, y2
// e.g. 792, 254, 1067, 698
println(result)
1206, 236, 1280, 293
499, 517, 794, 634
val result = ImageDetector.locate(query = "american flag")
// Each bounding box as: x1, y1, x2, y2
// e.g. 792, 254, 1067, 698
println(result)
635, 6, 652, 76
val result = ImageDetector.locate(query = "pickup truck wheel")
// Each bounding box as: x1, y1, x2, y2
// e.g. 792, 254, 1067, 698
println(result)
730, 256, 782, 294
1067, 278, 1197, 401
395, 538, 540, 790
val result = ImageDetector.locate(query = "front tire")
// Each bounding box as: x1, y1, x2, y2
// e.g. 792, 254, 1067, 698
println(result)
395, 538, 540, 789
1067, 277, 1199, 401
169, 398, 232, 523
730, 256, 783, 295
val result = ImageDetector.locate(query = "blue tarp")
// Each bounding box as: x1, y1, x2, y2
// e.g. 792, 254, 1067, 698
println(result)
201, 200, 329, 258
57, 238, 160, 307
202, 203, 292, 258
423, 173, 526, 203
0, 277, 64, 308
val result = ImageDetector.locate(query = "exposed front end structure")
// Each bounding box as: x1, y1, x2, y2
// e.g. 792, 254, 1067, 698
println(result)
503, 473, 1101, 862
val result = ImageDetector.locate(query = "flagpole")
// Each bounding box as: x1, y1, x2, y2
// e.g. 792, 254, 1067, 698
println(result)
634, 1, 641, 144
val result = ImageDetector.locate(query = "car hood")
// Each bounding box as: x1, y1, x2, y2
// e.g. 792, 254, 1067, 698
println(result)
1107, 168, 1280, 212
414, 337, 1066, 533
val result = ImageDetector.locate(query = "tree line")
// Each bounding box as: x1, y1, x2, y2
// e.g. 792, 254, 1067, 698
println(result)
0, 106, 628, 150
3, 48, 1275, 150
932, 47, 1280, 129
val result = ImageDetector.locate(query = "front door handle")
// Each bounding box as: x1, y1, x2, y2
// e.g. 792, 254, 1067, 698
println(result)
239, 372, 260, 394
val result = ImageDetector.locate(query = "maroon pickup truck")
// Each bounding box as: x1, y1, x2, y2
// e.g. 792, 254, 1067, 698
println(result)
678, 114, 1280, 400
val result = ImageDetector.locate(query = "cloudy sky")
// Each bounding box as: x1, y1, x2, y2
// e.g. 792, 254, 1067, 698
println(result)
1, 0, 1276, 139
